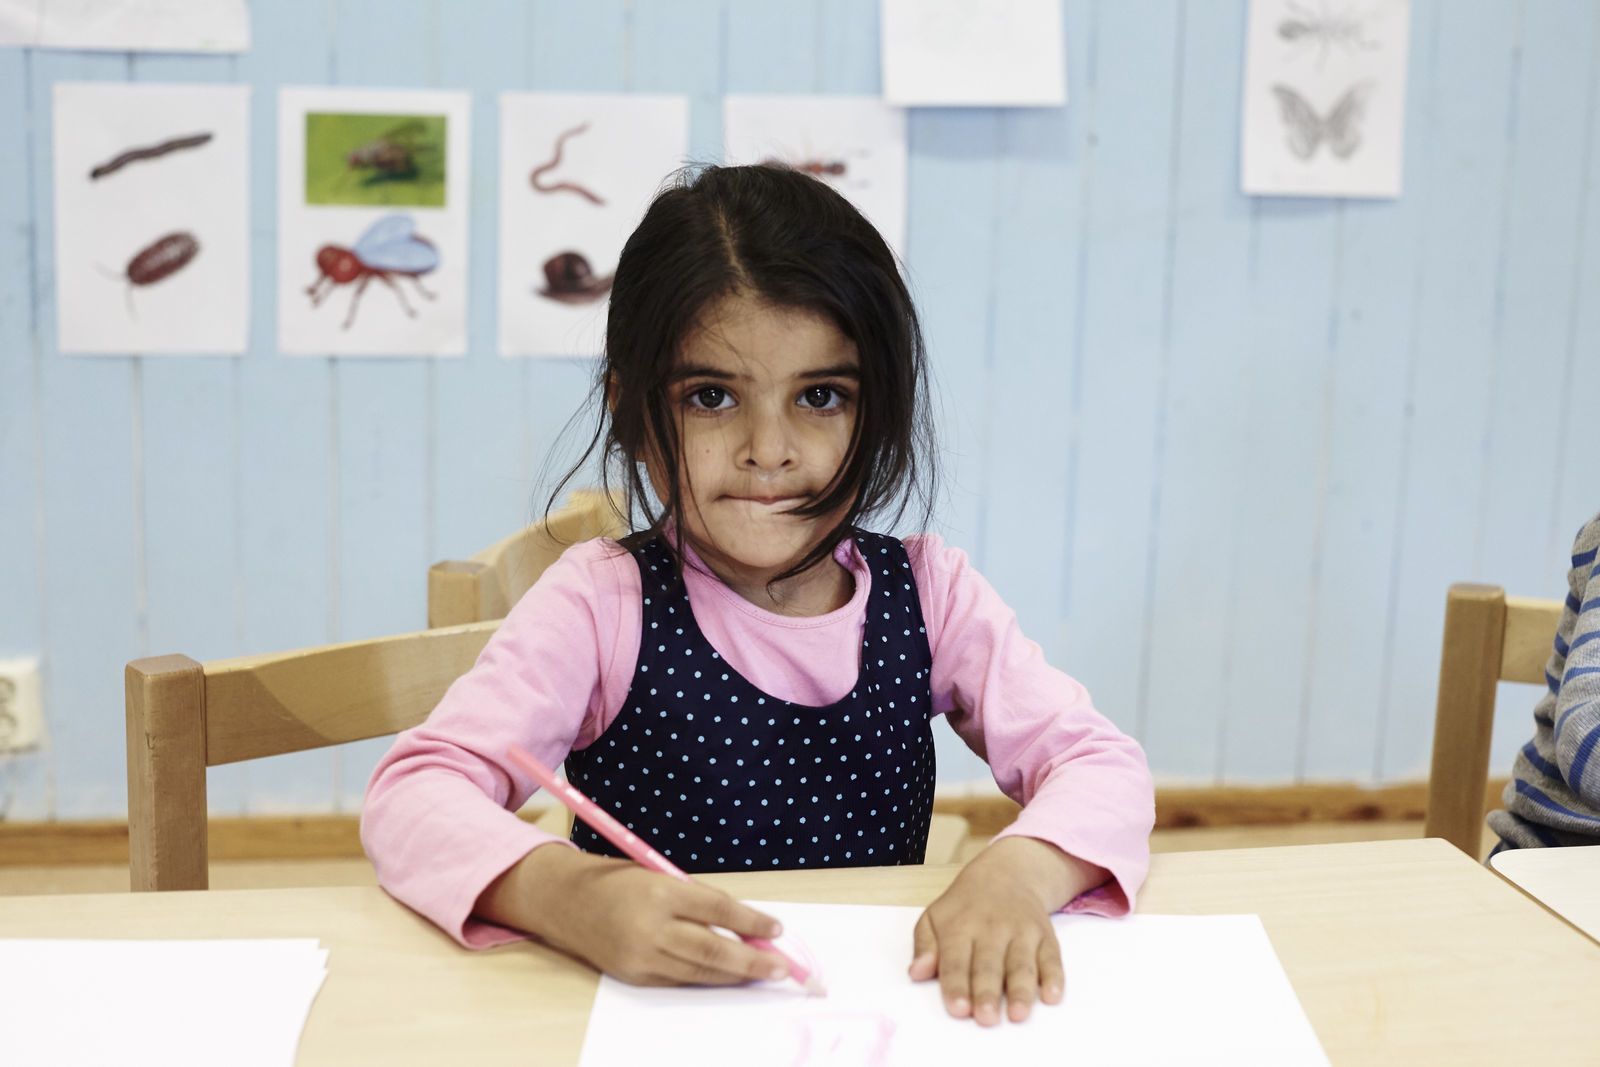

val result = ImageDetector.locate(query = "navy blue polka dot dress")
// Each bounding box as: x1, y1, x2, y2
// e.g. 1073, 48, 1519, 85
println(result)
564, 530, 937, 872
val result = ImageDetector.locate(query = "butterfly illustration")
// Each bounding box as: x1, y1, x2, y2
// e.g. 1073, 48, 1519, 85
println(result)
1271, 81, 1373, 160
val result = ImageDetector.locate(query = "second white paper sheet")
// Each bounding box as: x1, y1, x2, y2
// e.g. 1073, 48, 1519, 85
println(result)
579, 903, 1329, 1067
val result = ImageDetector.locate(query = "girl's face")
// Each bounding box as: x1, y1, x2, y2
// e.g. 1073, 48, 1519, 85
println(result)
651, 290, 859, 590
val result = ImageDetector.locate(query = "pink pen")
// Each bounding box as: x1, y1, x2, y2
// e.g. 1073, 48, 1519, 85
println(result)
506, 745, 827, 996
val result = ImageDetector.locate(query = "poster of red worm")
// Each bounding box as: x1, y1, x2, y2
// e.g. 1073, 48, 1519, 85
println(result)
497, 92, 689, 359
51, 82, 250, 355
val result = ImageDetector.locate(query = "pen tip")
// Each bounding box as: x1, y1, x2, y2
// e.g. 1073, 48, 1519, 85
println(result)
804, 975, 828, 998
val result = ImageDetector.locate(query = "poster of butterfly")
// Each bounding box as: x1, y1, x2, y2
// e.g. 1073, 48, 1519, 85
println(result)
277, 86, 471, 357
1241, 0, 1411, 199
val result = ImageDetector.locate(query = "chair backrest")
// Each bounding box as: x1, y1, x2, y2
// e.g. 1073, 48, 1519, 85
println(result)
427, 488, 626, 628
1425, 583, 1563, 857
126, 622, 497, 891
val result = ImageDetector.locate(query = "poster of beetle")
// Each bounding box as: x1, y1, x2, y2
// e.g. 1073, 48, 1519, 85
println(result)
51, 82, 250, 355
278, 87, 470, 357
1241, 0, 1411, 198
498, 92, 689, 358
723, 96, 908, 261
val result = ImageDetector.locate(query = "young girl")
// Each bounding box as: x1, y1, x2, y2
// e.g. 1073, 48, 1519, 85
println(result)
362, 164, 1154, 1028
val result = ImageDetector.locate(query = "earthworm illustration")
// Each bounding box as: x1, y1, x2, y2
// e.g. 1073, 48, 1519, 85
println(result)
89, 132, 213, 180
529, 123, 605, 205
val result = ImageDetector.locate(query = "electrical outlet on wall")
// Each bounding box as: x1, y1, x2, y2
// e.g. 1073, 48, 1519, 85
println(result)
0, 656, 44, 753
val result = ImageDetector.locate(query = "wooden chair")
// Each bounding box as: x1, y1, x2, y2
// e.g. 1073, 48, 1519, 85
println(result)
427, 488, 626, 628
126, 490, 622, 891
1425, 583, 1563, 858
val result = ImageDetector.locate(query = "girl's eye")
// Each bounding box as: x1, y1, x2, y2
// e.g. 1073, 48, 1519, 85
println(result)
800, 385, 845, 411
687, 386, 733, 411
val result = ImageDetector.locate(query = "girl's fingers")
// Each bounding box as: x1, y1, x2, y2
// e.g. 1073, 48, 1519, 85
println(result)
658, 921, 791, 986
1037, 928, 1066, 1005
1003, 936, 1040, 1023
672, 882, 783, 940
968, 938, 1007, 1028
908, 911, 938, 981
936, 934, 974, 1018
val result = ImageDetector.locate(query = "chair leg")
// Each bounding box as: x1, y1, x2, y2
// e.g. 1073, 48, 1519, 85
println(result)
1424, 584, 1505, 858
126, 655, 209, 891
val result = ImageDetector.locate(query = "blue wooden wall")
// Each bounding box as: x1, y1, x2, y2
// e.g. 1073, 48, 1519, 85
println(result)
1, 0, 1597, 820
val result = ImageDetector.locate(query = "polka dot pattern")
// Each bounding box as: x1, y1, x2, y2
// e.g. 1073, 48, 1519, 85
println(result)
564, 532, 937, 873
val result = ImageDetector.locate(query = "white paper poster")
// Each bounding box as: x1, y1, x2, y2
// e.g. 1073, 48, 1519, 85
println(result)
881, 0, 1067, 107
0, 0, 250, 52
579, 904, 1330, 1067
723, 95, 908, 262
1241, 0, 1411, 199
498, 92, 689, 359
53, 82, 250, 356
277, 87, 470, 358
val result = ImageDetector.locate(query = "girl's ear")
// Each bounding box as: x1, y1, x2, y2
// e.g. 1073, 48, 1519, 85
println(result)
606, 374, 618, 415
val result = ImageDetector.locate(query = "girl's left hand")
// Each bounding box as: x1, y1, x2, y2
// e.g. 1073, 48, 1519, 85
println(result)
908, 836, 1108, 1026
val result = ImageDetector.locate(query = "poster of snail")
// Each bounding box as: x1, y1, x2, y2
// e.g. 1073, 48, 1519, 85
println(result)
1241, 0, 1412, 198
277, 86, 470, 357
497, 92, 689, 358
51, 82, 250, 355
723, 95, 908, 262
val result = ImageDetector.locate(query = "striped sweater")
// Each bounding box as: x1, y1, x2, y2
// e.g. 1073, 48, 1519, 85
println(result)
1487, 512, 1600, 854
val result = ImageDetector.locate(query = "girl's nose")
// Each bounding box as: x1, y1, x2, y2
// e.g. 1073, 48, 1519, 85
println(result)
740, 411, 796, 471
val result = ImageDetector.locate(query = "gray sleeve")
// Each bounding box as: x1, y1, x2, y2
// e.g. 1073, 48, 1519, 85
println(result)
1552, 520, 1600, 805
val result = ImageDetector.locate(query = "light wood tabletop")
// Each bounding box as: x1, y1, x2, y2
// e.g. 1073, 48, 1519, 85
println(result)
1491, 843, 1600, 943
1, 838, 1596, 1065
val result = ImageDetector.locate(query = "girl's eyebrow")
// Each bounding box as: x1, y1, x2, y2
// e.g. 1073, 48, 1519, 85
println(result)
670, 361, 861, 383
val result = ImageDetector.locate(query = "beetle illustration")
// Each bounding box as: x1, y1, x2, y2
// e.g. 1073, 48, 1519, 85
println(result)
306, 213, 439, 329
99, 231, 200, 316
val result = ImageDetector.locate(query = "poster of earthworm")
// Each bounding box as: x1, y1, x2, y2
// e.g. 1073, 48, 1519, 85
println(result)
51, 82, 250, 355
723, 96, 908, 262
497, 92, 689, 358
1241, 0, 1411, 198
278, 87, 470, 356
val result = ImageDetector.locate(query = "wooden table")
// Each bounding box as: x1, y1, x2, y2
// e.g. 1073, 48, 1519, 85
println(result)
1491, 843, 1600, 942
2, 838, 1597, 1065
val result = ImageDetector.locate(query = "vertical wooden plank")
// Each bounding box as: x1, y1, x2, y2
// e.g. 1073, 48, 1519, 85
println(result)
125, 654, 208, 890
725, 0, 818, 91
1058, 0, 1183, 748
634, 0, 725, 163
1299, 0, 1439, 781
1552, 15, 1600, 548
128, 49, 248, 813
1379, 0, 1521, 781
32, 49, 142, 818
329, 0, 438, 809
0, 49, 49, 818
431, 1, 534, 566
520, 1, 630, 534
1139, 0, 1254, 780
235, 0, 341, 813
978, 3, 1089, 694
816, 0, 878, 95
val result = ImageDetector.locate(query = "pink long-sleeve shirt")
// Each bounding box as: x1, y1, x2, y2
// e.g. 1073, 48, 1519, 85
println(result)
362, 533, 1154, 948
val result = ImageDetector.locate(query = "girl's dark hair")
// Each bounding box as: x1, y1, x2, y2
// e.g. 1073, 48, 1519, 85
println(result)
546, 163, 938, 589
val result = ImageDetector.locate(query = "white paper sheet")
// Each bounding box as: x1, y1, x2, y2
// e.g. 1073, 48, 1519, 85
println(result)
723, 95, 908, 263
0, 938, 328, 1067
277, 86, 471, 357
0, 0, 250, 52
1241, 0, 1411, 198
881, 0, 1067, 107
53, 82, 250, 356
498, 92, 689, 359
579, 904, 1329, 1067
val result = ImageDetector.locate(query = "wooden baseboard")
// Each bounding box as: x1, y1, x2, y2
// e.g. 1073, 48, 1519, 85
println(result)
0, 779, 1506, 867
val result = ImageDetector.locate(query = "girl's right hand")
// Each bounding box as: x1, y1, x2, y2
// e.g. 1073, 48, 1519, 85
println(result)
477, 843, 792, 987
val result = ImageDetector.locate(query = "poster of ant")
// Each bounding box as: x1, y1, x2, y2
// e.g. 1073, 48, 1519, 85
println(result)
1241, 0, 1411, 199
497, 91, 689, 359
51, 82, 251, 356
723, 95, 908, 261
279, 87, 470, 356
